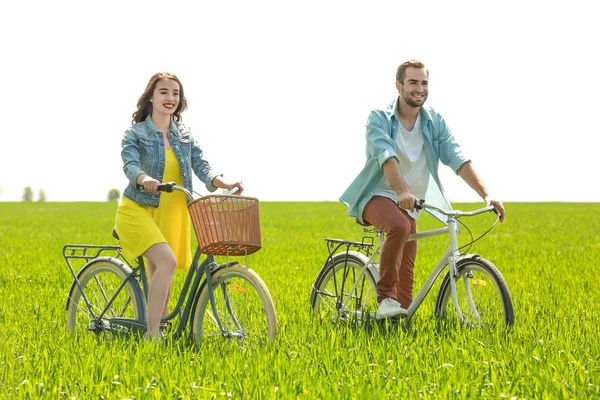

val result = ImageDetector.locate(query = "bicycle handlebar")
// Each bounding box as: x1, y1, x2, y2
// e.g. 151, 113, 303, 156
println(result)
155, 182, 241, 201
416, 199, 496, 218
153, 182, 192, 201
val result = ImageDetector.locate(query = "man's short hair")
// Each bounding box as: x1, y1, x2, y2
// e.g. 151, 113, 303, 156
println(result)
396, 60, 429, 84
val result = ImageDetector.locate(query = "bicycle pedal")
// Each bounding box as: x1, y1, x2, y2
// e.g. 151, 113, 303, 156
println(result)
159, 322, 172, 333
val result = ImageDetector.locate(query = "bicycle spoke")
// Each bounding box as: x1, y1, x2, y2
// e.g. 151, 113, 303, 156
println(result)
317, 290, 339, 309
312, 254, 377, 325
435, 259, 514, 328
93, 275, 117, 318
222, 280, 244, 332
193, 265, 276, 346
67, 261, 144, 337
67, 294, 94, 320
204, 310, 220, 328
117, 297, 133, 319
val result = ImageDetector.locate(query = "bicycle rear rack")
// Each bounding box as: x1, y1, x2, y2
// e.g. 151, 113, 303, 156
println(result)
324, 236, 375, 259
63, 244, 124, 262
62, 244, 139, 298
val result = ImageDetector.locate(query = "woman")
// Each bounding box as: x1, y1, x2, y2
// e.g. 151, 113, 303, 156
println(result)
115, 72, 243, 341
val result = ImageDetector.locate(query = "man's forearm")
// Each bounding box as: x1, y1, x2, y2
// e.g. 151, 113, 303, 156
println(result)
457, 161, 489, 200
383, 158, 410, 195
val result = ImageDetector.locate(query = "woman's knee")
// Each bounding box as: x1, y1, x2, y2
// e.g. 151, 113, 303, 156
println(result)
145, 243, 177, 272
162, 252, 177, 273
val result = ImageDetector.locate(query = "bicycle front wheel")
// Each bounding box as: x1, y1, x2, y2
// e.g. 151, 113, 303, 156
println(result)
191, 264, 276, 346
66, 259, 145, 336
435, 257, 514, 327
310, 251, 378, 325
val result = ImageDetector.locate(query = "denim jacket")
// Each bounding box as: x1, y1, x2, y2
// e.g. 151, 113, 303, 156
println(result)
340, 98, 470, 224
121, 115, 220, 207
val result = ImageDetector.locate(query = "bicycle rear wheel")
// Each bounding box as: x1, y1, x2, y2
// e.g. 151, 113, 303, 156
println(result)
191, 264, 276, 346
66, 259, 145, 336
435, 257, 514, 327
310, 252, 378, 325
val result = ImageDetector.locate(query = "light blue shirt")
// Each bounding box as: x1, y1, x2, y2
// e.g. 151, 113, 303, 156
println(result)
340, 98, 470, 224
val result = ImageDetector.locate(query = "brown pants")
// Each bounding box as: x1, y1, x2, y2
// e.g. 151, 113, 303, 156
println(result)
363, 196, 417, 308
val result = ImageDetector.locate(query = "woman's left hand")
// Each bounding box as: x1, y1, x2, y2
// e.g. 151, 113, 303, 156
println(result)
213, 176, 244, 195
225, 181, 244, 195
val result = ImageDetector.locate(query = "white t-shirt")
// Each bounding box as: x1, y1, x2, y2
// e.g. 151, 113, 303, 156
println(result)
374, 113, 430, 219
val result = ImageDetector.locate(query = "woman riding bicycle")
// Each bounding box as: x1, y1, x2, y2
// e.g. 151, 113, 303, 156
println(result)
114, 72, 243, 341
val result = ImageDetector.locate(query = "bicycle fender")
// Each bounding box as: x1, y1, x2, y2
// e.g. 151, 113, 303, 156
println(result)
309, 250, 379, 306
65, 257, 134, 311
346, 251, 380, 282
209, 260, 239, 273
456, 253, 481, 264
335, 250, 379, 281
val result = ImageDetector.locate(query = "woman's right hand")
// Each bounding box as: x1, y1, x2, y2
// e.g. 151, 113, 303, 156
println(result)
138, 174, 160, 194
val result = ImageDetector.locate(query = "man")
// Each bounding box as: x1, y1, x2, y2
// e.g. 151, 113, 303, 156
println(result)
340, 60, 505, 319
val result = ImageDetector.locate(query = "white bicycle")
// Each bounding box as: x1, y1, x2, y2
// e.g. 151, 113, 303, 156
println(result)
310, 201, 514, 328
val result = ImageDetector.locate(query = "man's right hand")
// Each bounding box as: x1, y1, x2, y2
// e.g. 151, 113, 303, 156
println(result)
397, 191, 418, 211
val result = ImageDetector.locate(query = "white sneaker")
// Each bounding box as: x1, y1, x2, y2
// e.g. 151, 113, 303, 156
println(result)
143, 331, 165, 343
376, 298, 407, 320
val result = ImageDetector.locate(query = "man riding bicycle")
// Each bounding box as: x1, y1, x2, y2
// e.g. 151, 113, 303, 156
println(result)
340, 60, 505, 320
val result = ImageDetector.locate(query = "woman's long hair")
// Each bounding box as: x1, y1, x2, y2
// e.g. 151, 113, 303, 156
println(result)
132, 72, 188, 123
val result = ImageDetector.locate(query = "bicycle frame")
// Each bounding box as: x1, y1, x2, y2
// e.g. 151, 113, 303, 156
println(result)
137, 247, 228, 340
338, 204, 495, 324
65, 183, 257, 339
64, 244, 239, 339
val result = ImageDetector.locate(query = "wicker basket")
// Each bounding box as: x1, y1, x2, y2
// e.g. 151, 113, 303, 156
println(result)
187, 194, 261, 256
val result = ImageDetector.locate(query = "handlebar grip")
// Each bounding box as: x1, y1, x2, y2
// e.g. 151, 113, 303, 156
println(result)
226, 187, 240, 195
415, 199, 425, 210
137, 182, 176, 192
157, 182, 176, 192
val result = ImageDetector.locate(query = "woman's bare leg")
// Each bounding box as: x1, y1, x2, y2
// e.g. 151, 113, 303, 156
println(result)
143, 243, 176, 336
145, 260, 171, 318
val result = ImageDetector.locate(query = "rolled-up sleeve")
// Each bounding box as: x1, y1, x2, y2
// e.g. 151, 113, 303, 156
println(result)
121, 130, 144, 187
435, 116, 470, 174
190, 137, 220, 192
365, 111, 399, 169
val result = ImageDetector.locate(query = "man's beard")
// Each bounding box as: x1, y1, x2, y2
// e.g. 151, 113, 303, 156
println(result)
403, 92, 427, 108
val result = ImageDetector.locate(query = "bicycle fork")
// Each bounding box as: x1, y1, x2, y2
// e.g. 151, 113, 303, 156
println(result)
447, 219, 480, 324
205, 261, 244, 339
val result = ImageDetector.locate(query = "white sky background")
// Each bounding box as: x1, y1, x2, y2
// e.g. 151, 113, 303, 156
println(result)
1, 0, 599, 202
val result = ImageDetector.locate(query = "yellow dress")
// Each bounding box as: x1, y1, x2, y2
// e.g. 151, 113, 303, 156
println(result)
115, 147, 192, 270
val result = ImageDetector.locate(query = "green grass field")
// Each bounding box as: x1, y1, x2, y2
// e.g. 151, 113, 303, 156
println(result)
1, 201, 599, 398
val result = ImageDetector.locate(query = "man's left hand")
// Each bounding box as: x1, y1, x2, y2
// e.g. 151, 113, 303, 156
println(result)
485, 197, 505, 222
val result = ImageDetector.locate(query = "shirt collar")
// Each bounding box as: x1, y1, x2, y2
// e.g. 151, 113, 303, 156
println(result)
390, 96, 434, 123
144, 114, 180, 135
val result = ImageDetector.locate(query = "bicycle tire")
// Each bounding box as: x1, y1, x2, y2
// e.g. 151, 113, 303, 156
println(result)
66, 258, 145, 336
435, 256, 514, 327
310, 251, 378, 325
191, 264, 276, 346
